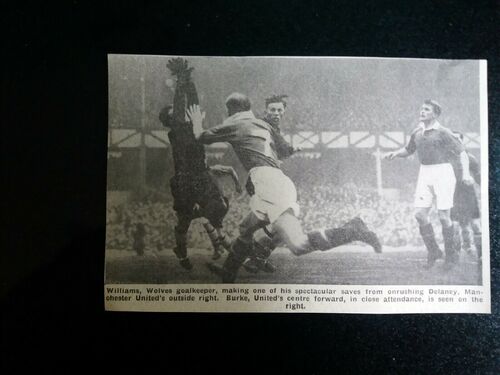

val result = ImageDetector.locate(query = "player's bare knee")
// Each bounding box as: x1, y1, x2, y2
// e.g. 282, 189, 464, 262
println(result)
288, 245, 308, 256
273, 210, 309, 255
286, 235, 310, 256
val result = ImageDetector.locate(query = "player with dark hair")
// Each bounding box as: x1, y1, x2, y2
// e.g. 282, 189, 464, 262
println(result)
264, 94, 287, 127
263, 94, 299, 158
451, 131, 482, 260
186, 95, 381, 283
253, 96, 379, 273
159, 59, 240, 269
385, 100, 474, 268
243, 94, 301, 273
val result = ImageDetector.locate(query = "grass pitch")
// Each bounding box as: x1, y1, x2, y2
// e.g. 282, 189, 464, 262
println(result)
105, 246, 482, 285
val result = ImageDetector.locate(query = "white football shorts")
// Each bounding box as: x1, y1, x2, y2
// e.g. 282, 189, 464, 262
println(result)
248, 166, 300, 223
414, 163, 456, 210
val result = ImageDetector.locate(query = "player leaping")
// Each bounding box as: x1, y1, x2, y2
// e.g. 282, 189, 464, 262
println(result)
186, 94, 381, 283
159, 58, 240, 269
244, 94, 382, 275
384, 100, 474, 268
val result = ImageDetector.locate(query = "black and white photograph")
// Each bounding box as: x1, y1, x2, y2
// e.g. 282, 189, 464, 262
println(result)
104, 55, 489, 313
3, 1, 498, 371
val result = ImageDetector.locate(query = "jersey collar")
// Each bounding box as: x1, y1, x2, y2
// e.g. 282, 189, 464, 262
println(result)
223, 110, 255, 125
419, 120, 441, 133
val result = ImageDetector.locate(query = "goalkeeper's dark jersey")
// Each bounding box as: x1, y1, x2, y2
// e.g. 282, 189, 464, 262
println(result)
198, 111, 281, 171
168, 121, 207, 175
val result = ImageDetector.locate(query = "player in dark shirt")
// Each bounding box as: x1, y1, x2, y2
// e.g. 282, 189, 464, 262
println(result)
263, 94, 296, 159
187, 93, 381, 283
385, 100, 474, 268
243, 94, 300, 273
450, 131, 482, 260
159, 59, 239, 269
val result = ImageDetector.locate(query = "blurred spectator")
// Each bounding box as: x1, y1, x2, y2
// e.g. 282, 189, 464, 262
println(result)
106, 175, 444, 251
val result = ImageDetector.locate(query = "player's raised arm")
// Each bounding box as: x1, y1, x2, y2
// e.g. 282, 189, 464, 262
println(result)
186, 104, 205, 139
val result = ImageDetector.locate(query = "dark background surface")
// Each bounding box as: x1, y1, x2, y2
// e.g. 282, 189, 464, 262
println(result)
2, 0, 499, 372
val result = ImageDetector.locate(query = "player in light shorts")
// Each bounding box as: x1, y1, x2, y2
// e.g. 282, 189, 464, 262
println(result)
186, 93, 381, 282
414, 163, 456, 210
247, 166, 300, 224
385, 100, 474, 268
243, 94, 299, 274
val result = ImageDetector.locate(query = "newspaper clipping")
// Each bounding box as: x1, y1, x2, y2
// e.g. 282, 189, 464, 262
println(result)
105, 55, 490, 313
